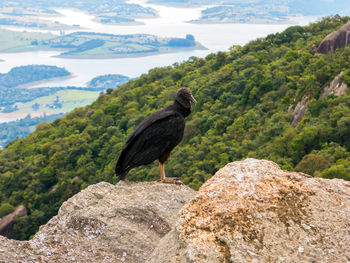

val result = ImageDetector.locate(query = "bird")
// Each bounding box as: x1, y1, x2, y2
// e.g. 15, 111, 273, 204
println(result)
115, 87, 197, 184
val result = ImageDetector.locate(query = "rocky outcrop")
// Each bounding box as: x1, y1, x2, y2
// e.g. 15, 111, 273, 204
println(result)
0, 205, 27, 238
291, 93, 309, 127
317, 21, 350, 54
150, 159, 350, 263
0, 181, 195, 263
1, 159, 350, 263
292, 72, 348, 127
320, 71, 348, 98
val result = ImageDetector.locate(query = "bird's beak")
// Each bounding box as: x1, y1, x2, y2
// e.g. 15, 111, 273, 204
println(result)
190, 94, 197, 105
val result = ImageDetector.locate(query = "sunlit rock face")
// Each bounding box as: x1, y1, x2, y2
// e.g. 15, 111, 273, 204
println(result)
150, 159, 350, 263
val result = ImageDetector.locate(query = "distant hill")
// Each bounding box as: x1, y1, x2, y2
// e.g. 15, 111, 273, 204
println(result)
88, 74, 131, 90
0, 65, 70, 89
1, 16, 350, 240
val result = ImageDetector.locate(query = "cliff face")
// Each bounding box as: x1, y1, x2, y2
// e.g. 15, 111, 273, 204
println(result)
317, 21, 350, 54
1, 159, 350, 263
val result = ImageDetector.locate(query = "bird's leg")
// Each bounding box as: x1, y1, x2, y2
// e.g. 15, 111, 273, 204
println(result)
159, 161, 165, 181
157, 161, 183, 185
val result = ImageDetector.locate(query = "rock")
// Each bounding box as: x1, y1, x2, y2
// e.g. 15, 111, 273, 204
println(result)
0, 205, 27, 238
1, 160, 350, 263
317, 21, 350, 54
149, 159, 350, 263
291, 93, 309, 127
320, 71, 348, 98
0, 181, 195, 263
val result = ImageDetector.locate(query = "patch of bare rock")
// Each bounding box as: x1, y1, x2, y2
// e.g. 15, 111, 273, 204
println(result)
1, 159, 350, 263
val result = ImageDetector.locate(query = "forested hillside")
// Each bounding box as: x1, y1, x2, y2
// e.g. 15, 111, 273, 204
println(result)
1, 16, 350, 240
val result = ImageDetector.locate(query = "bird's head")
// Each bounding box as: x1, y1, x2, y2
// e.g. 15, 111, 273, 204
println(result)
175, 88, 197, 108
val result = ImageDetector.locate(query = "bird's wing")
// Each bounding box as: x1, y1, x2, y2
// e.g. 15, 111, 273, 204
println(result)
125, 110, 175, 144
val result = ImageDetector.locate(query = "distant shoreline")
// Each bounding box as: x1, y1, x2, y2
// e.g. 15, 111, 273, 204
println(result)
0, 43, 207, 60
15, 74, 75, 89
188, 19, 296, 25
0, 111, 63, 119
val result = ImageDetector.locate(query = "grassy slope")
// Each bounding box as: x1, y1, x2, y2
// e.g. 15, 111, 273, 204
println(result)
1, 16, 350, 239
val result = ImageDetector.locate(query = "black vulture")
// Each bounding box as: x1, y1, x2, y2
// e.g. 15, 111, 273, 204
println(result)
115, 88, 197, 184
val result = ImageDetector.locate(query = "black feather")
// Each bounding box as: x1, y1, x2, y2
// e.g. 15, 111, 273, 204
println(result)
115, 88, 195, 180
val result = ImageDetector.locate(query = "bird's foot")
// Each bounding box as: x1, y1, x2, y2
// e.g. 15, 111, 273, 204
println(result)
157, 177, 183, 185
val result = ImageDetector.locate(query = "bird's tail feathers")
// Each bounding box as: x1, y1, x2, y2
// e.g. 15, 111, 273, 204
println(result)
115, 165, 129, 180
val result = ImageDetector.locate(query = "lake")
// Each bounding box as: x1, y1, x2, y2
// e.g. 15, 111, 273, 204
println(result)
0, 1, 318, 122
0, 1, 318, 85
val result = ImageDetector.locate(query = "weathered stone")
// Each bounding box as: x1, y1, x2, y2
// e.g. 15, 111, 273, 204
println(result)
320, 71, 348, 98
0, 181, 195, 263
0, 205, 27, 238
1, 159, 350, 263
317, 21, 350, 54
149, 159, 350, 263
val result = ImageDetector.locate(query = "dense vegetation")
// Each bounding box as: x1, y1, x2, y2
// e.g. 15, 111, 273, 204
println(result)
0, 114, 64, 148
1, 16, 350, 240
0, 87, 65, 107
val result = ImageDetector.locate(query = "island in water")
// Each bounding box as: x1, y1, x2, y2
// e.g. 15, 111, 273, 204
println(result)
0, 30, 206, 58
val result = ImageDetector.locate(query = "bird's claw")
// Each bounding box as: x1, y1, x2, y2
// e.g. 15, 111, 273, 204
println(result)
157, 177, 183, 185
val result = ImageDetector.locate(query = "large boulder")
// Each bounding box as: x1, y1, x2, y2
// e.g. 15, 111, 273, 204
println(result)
317, 21, 350, 54
0, 181, 195, 263
149, 159, 350, 263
